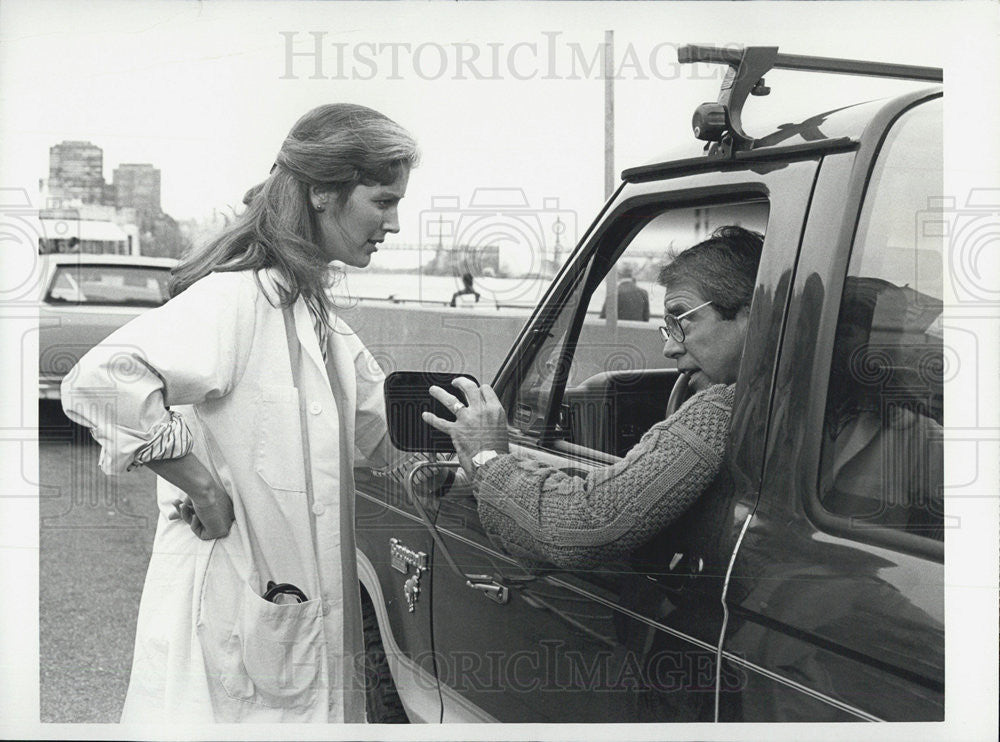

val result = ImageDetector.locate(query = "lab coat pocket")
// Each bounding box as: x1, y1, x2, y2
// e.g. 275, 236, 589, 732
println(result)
221, 581, 326, 709
255, 384, 306, 492
197, 539, 327, 714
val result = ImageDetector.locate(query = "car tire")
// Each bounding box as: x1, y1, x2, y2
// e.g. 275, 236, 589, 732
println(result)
361, 590, 409, 723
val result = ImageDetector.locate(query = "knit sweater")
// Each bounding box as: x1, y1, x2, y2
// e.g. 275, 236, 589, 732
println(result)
473, 383, 736, 570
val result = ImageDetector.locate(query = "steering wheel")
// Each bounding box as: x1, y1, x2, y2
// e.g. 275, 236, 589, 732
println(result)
665, 371, 692, 418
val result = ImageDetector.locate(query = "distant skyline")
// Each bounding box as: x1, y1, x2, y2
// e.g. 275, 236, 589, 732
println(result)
0, 0, 966, 241
45, 139, 162, 215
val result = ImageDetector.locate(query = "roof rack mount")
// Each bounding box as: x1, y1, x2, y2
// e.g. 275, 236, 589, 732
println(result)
677, 45, 943, 156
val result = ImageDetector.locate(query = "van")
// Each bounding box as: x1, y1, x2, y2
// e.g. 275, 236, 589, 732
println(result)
356, 45, 945, 723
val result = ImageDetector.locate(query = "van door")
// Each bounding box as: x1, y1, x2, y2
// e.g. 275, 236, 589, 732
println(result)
427, 162, 820, 722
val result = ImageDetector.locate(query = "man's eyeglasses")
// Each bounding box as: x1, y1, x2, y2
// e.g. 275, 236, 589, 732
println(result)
658, 300, 713, 344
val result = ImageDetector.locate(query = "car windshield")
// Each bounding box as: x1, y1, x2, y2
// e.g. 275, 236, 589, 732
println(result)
46, 264, 172, 307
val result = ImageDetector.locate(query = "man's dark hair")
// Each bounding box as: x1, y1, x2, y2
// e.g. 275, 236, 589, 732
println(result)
657, 225, 763, 319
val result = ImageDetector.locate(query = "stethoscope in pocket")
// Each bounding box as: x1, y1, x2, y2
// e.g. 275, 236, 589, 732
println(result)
263, 580, 308, 605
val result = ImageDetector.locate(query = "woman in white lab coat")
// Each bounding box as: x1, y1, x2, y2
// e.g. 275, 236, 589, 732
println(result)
61, 103, 418, 723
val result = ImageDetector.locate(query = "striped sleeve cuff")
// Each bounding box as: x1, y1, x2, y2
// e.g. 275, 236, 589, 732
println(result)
127, 410, 193, 471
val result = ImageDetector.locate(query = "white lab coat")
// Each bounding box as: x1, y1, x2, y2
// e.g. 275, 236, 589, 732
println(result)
61, 268, 392, 723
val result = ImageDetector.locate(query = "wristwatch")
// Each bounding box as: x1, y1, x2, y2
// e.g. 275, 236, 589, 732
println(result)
471, 449, 500, 471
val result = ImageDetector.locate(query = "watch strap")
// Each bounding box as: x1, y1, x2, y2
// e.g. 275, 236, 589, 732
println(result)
471, 449, 500, 470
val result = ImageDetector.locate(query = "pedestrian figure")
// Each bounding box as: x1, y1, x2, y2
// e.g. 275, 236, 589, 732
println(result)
600, 264, 650, 321
450, 271, 481, 306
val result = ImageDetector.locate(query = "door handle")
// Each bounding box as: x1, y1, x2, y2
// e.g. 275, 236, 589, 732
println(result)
465, 575, 510, 605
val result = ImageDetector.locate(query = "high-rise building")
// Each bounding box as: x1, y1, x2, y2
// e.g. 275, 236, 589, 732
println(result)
42, 140, 178, 256
48, 140, 108, 205
113, 163, 161, 216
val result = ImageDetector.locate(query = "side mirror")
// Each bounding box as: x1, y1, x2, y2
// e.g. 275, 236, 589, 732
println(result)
384, 371, 479, 453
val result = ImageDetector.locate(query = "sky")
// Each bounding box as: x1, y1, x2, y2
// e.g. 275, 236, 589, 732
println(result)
1, 2, 999, 741
0, 0, 968, 241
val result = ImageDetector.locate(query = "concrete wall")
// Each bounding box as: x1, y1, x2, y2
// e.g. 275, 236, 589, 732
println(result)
335, 300, 671, 383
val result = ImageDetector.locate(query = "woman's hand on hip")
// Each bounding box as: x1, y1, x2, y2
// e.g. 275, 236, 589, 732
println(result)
169, 490, 235, 540
422, 377, 509, 476
147, 454, 235, 539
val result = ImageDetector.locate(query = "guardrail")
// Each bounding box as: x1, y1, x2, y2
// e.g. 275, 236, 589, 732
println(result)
331, 293, 540, 312
333, 293, 609, 315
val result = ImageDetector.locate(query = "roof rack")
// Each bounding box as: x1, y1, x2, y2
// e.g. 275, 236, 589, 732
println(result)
677, 45, 943, 157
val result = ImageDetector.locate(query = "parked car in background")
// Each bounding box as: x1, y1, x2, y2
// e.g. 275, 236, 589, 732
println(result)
358, 46, 945, 723
38, 254, 176, 399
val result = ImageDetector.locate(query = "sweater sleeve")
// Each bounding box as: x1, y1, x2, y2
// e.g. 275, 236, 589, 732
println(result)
473, 383, 735, 569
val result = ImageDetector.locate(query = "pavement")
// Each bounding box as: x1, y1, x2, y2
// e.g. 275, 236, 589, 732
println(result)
38, 400, 159, 723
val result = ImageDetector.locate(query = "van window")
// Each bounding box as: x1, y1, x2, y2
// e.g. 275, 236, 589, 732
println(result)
511, 199, 768, 457
818, 100, 944, 540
